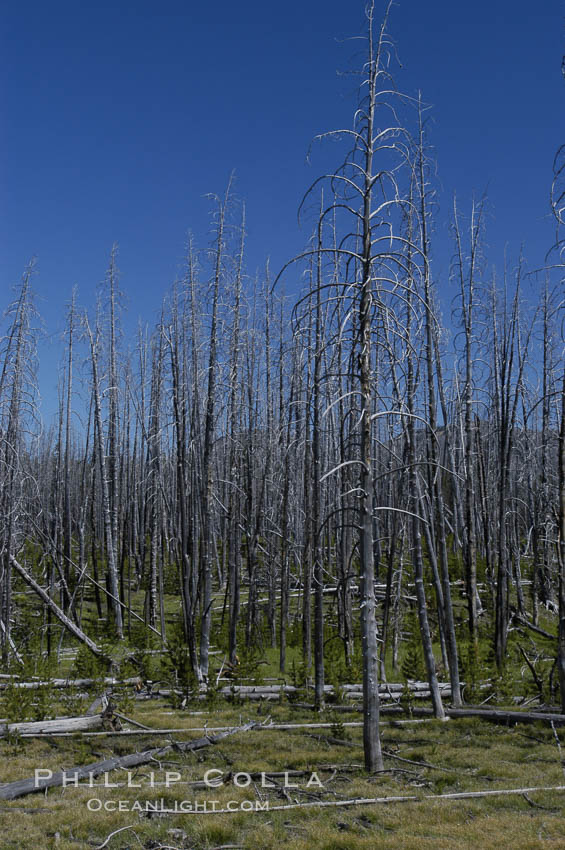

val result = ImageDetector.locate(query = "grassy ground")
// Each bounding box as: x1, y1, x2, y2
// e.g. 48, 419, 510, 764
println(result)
4, 568, 564, 848
0, 695, 564, 849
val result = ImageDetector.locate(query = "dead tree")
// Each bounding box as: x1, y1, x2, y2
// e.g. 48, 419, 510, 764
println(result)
199, 177, 233, 681
451, 197, 484, 643
276, 1, 417, 771
84, 309, 123, 638
414, 100, 461, 705
0, 266, 37, 664
551, 137, 565, 711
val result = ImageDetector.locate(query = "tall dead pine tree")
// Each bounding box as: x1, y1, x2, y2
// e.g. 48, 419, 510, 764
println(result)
84, 310, 123, 638
0, 267, 37, 664
199, 177, 233, 681
550, 136, 565, 711
278, 1, 415, 771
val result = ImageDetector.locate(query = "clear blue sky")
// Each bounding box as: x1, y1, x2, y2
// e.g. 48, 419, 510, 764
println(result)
1, 0, 564, 422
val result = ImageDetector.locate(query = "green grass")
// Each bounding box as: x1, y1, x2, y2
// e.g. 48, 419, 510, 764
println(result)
0, 698, 564, 848
2, 553, 562, 847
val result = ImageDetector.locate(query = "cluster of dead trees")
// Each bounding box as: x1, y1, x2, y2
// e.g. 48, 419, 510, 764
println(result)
0, 2, 563, 772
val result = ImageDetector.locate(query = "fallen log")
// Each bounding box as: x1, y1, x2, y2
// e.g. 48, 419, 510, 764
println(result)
286, 703, 565, 726
4, 718, 425, 738
290, 703, 363, 713
0, 713, 106, 738
138, 683, 453, 703
377, 705, 565, 725
151, 785, 565, 815
512, 614, 557, 641
217, 682, 452, 699
0, 721, 256, 801
218, 682, 452, 694
0, 677, 141, 691
445, 707, 565, 725
10, 555, 105, 659
342, 691, 442, 701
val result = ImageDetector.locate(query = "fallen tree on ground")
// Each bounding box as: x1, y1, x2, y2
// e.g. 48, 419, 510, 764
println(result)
0, 721, 256, 801
150, 785, 565, 815
9, 556, 105, 659
0, 713, 109, 738
378, 705, 565, 725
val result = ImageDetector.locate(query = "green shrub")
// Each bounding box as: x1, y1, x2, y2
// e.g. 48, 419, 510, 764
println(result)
400, 611, 426, 682
161, 621, 198, 708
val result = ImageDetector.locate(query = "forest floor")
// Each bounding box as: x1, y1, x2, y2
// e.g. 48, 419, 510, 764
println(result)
2, 579, 563, 848
0, 695, 564, 849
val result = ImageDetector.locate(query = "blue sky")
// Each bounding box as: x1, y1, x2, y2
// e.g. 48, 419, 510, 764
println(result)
1, 0, 564, 422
